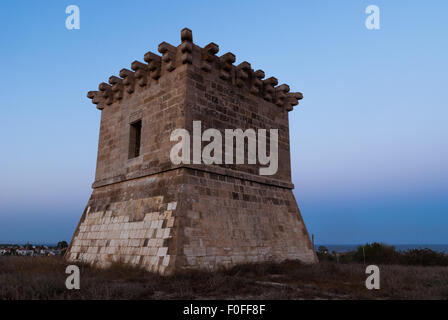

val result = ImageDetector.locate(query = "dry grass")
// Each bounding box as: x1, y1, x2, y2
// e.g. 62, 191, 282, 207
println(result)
0, 256, 447, 300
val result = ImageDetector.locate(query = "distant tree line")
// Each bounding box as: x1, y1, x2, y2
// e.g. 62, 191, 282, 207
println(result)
317, 242, 448, 266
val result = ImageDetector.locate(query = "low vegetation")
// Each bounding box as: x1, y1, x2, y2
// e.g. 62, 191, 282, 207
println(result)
1, 245, 448, 300
317, 243, 448, 266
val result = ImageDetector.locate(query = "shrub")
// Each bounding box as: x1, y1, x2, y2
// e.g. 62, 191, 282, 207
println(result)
316, 246, 335, 262
353, 243, 400, 264
348, 243, 448, 266
402, 248, 448, 266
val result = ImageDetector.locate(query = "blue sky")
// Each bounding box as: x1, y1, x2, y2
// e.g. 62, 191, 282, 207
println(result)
0, 1, 447, 244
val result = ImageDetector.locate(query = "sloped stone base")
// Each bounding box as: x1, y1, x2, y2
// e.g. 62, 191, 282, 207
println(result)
66, 168, 317, 274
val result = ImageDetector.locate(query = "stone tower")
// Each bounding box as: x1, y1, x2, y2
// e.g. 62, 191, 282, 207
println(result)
66, 28, 318, 274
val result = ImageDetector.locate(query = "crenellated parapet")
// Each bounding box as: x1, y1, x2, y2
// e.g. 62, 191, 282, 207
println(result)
87, 28, 303, 112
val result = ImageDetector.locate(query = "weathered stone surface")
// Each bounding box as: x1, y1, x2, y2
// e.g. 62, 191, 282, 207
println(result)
67, 28, 317, 275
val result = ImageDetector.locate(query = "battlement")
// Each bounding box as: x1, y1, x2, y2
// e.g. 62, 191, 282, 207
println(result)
87, 28, 303, 112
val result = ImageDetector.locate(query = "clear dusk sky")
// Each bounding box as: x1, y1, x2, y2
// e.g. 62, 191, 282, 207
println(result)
0, 1, 447, 244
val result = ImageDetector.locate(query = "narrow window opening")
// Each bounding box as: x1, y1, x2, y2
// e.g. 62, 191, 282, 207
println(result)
128, 120, 142, 159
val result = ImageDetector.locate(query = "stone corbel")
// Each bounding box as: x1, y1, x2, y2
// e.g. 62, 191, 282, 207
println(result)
180, 28, 193, 64
274, 84, 290, 107
144, 51, 162, 80
236, 62, 251, 88
201, 43, 219, 72
87, 91, 105, 110
262, 77, 278, 102
108, 76, 123, 101
131, 61, 149, 87
283, 92, 303, 111
158, 42, 177, 72
219, 52, 235, 81
119, 69, 136, 94
250, 69, 265, 95
98, 82, 114, 105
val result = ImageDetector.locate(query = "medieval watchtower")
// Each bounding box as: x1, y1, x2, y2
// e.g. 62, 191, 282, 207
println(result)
66, 28, 317, 274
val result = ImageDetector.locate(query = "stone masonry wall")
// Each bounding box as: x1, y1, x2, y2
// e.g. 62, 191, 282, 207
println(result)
68, 170, 184, 274
176, 169, 316, 270
183, 44, 292, 183
93, 65, 188, 188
